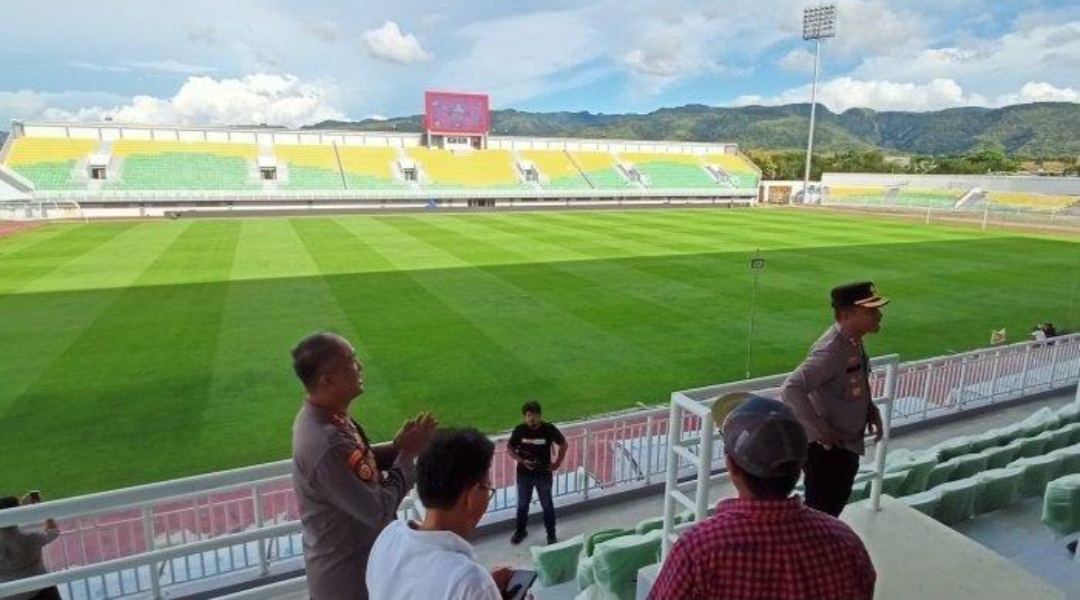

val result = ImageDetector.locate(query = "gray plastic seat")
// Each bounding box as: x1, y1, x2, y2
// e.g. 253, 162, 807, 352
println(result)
974, 466, 1024, 514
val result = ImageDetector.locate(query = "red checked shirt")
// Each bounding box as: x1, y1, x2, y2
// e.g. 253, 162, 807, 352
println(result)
648, 497, 875, 600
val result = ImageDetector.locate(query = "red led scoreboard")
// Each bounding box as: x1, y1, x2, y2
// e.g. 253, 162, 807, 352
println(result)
424, 91, 490, 135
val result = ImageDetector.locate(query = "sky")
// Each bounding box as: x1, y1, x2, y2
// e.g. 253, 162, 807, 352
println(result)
1, 0, 1078, 128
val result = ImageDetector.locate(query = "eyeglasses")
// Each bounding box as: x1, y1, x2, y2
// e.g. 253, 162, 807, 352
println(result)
476, 482, 496, 501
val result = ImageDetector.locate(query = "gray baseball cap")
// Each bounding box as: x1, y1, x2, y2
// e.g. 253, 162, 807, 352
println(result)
712, 392, 808, 478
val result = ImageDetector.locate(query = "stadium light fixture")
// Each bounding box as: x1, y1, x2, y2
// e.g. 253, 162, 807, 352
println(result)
800, 3, 837, 204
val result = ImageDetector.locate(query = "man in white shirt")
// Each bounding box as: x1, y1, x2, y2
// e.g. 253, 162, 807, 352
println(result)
367, 428, 514, 600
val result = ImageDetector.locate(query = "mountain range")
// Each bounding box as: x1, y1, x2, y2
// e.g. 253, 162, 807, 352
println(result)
309, 102, 1080, 157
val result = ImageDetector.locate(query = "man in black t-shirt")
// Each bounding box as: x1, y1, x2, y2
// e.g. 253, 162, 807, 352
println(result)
507, 401, 567, 545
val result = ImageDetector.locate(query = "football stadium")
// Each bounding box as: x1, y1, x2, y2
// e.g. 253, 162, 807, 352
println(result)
2, 5, 1080, 600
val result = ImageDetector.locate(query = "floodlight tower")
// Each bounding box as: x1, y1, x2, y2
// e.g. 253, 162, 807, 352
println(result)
801, 4, 836, 203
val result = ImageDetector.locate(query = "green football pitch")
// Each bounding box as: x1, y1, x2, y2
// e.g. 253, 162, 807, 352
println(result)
1, 208, 1076, 497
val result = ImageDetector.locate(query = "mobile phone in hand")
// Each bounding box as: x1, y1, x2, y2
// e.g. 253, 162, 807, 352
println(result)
27, 491, 41, 504
503, 569, 536, 600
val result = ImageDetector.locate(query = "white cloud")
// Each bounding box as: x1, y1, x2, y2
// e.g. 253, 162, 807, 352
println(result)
124, 60, 217, 74
16, 74, 345, 127
996, 81, 1080, 105
362, 21, 432, 65
777, 48, 814, 73
733, 77, 987, 112
0, 89, 128, 122
69, 61, 130, 73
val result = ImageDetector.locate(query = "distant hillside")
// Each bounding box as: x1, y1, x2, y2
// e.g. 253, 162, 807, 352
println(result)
309, 102, 1080, 157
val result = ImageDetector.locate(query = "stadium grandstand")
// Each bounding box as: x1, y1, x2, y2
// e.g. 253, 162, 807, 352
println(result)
0, 92, 761, 220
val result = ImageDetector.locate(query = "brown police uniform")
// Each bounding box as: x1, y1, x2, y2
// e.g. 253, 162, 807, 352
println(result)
781, 281, 888, 517
291, 402, 415, 600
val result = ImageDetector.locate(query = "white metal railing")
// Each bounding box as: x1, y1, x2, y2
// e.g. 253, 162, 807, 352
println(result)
2, 334, 1077, 599
659, 355, 900, 558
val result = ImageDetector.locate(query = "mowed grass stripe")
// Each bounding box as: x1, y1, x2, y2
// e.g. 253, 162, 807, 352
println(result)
291, 216, 548, 435
0, 222, 140, 294
0, 222, 190, 415
194, 218, 360, 469
367, 216, 693, 419
0, 221, 242, 494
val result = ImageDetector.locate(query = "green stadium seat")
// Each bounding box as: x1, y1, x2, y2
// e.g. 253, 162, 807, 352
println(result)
1055, 404, 1080, 426
949, 453, 989, 481
1042, 474, 1080, 536
635, 516, 665, 535
1011, 454, 1064, 497
1050, 444, 1080, 475
901, 489, 942, 516
927, 459, 959, 489
978, 445, 1017, 470
1017, 435, 1049, 459
974, 467, 1024, 514
592, 531, 662, 600
931, 437, 973, 462
932, 478, 980, 525
531, 534, 584, 588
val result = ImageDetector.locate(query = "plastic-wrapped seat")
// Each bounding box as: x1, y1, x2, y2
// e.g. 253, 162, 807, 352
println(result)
1011, 454, 1065, 497
847, 478, 871, 504
932, 478, 981, 525
634, 517, 664, 535
927, 459, 959, 489
532, 534, 583, 587
577, 528, 634, 590
1020, 407, 1060, 437
1061, 422, 1080, 446
1017, 435, 1049, 459
880, 470, 908, 497
974, 466, 1024, 514
1046, 427, 1073, 452
950, 453, 989, 481
901, 489, 942, 516
898, 453, 939, 496
1056, 403, 1080, 426
979, 445, 1017, 470
1051, 444, 1080, 475
968, 430, 1007, 454
931, 437, 973, 462
1041, 474, 1080, 536
592, 530, 662, 600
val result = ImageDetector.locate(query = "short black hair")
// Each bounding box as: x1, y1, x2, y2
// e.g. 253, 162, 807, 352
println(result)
0, 496, 19, 511
522, 401, 542, 415
738, 467, 801, 500
291, 332, 346, 391
417, 428, 494, 510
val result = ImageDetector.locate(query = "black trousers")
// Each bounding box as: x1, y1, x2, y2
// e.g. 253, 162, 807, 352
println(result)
515, 469, 556, 536
29, 586, 62, 600
803, 443, 860, 517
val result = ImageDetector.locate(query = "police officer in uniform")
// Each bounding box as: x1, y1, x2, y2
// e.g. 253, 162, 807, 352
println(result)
290, 332, 437, 600
780, 282, 887, 517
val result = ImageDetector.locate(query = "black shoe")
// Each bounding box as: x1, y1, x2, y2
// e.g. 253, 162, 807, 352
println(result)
547, 533, 558, 545
1067, 540, 1077, 555
510, 530, 527, 545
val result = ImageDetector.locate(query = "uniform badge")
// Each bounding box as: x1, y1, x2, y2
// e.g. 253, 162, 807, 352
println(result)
358, 462, 374, 481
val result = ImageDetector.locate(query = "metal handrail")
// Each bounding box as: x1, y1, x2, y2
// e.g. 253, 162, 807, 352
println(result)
0, 522, 298, 598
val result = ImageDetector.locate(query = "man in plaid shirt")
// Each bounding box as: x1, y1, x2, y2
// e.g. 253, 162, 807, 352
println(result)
648, 393, 875, 600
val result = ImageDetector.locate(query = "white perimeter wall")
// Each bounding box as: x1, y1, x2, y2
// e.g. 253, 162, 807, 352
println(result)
822, 172, 1080, 196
